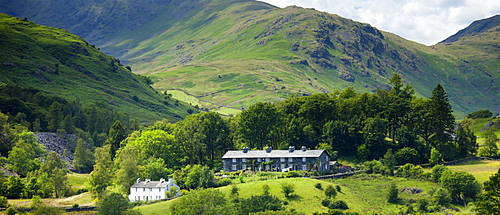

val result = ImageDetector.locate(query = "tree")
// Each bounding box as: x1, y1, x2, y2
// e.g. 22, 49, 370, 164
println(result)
98, 192, 134, 215
105, 120, 127, 159
478, 128, 499, 157
431, 187, 452, 206
439, 171, 481, 203
236, 102, 281, 149
140, 157, 170, 180
429, 147, 443, 167
381, 149, 396, 175
387, 182, 399, 203
431, 165, 449, 183
429, 84, 455, 160
466, 110, 493, 119
281, 182, 295, 197
172, 164, 213, 189
39, 151, 70, 197
88, 145, 113, 199
325, 185, 337, 199
238, 194, 283, 214
476, 168, 500, 215
114, 145, 141, 195
73, 138, 95, 173
47, 101, 64, 132
7, 131, 46, 176
455, 118, 477, 158
129, 130, 179, 168
1, 176, 24, 199
171, 189, 235, 215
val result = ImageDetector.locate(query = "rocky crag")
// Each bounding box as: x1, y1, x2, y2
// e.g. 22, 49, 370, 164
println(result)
34, 132, 78, 169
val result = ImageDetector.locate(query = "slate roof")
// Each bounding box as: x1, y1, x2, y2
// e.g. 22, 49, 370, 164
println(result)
130, 181, 168, 188
222, 149, 326, 159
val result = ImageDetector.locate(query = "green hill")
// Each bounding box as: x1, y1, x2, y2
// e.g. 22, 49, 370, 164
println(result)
1, 0, 499, 115
0, 13, 196, 121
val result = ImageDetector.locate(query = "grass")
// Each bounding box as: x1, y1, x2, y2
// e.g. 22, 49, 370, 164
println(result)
67, 173, 90, 189
446, 159, 500, 183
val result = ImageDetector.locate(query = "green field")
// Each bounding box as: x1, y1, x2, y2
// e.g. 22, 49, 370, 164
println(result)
135, 175, 477, 215
446, 160, 500, 183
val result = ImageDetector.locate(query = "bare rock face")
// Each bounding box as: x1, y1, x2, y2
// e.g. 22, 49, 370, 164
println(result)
34, 132, 78, 169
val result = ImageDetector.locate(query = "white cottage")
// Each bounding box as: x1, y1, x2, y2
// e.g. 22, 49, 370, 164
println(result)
128, 178, 180, 202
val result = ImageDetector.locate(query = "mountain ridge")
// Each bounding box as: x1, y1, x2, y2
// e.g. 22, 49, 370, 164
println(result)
1, 0, 499, 115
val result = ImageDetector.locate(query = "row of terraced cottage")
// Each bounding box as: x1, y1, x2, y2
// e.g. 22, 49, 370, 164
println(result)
128, 146, 339, 202
222, 146, 337, 172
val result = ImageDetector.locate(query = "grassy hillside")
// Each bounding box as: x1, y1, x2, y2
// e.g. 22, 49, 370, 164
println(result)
1, 0, 498, 116
0, 13, 196, 121
135, 176, 474, 215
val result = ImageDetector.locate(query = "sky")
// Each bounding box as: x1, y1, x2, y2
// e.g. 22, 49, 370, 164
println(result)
259, 0, 500, 45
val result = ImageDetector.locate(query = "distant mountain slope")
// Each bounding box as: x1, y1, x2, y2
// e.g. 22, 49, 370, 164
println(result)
1, 0, 498, 115
0, 13, 196, 121
440, 15, 500, 43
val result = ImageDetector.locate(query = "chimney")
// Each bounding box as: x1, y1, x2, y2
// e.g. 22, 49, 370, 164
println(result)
289, 146, 295, 153
266, 146, 272, 153
301, 146, 306, 152
136, 178, 141, 184
160, 178, 165, 183
145, 179, 151, 183
243, 147, 249, 153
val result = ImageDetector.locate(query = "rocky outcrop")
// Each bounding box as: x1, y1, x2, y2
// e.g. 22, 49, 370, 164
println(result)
34, 132, 78, 169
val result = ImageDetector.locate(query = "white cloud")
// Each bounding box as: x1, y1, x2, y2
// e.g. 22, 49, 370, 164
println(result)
259, 0, 500, 45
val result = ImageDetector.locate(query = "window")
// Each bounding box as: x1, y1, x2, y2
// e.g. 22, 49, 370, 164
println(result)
232, 158, 237, 163
302, 157, 307, 162
302, 165, 307, 170
280, 164, 286, 169
149, 188, 152, 192
159, 188, 161, 192
242, 164, 247, 170
288, 157, 293, 162
242, 158, 246, 162
143, 188, 145, 192
231, 164, 237, 171
280, 157, 285, 162
257, 158, 261, 162
265, 158, 270, 162
135, 188, 137, 192
265, 165, 270, 170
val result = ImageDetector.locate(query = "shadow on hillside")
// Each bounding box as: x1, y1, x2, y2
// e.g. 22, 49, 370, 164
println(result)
286, 194, 302, 201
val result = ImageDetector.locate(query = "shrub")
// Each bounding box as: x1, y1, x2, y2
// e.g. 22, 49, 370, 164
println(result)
321, 198, 331, 207
315, 183, 323, 190
387, 182, 399, 203
5, 207, 17, 215
216, 178, 232, 187
281, 182, 295, 197
0, 196, 8, 208
335, 185, 341, 193
329, 200, 349, 210
325, 185, 337, 198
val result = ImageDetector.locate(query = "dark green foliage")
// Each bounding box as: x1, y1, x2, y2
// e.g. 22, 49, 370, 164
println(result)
106, 120, 127, 159
431, 187, 452, 206
31, 205, 64, 215
1, 176, 24, 199
98, 192, 133, 215
238, 194, 284, 214
455, 119, 478, 158
335, 185, 341, 193
394, 147, 420, 165
315, 183, 323, 190
478, 128, 499, 157
476, 168, 500, 215
217, 178, 232, 187
73, 138, 95, 173
172, 164, 214, 189
439, 171, 481, 203
396, 163, 424, 179
325, 185, 337, 199
466, 110, 494, 119
5, 206, 17, 215
321, 198, 331, 207
0, 195, 7, 207
431, 165, 449, 183
387, 182, 399, 203
328, 200, 349, 210
429, 84, 456, 160
281, 182, 295, 197
171, 189, 235, 215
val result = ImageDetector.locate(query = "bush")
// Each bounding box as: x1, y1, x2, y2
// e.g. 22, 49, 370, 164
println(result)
5, 207, 17, 215
216, 178, 232, 187
315, 183, 323, 190
321, 198, 331, 207
329, 200, 349, 210
0, 196, 8, 208
387, 182, 399, 203
281, 182, 295, 197
325, 185, 337, 199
